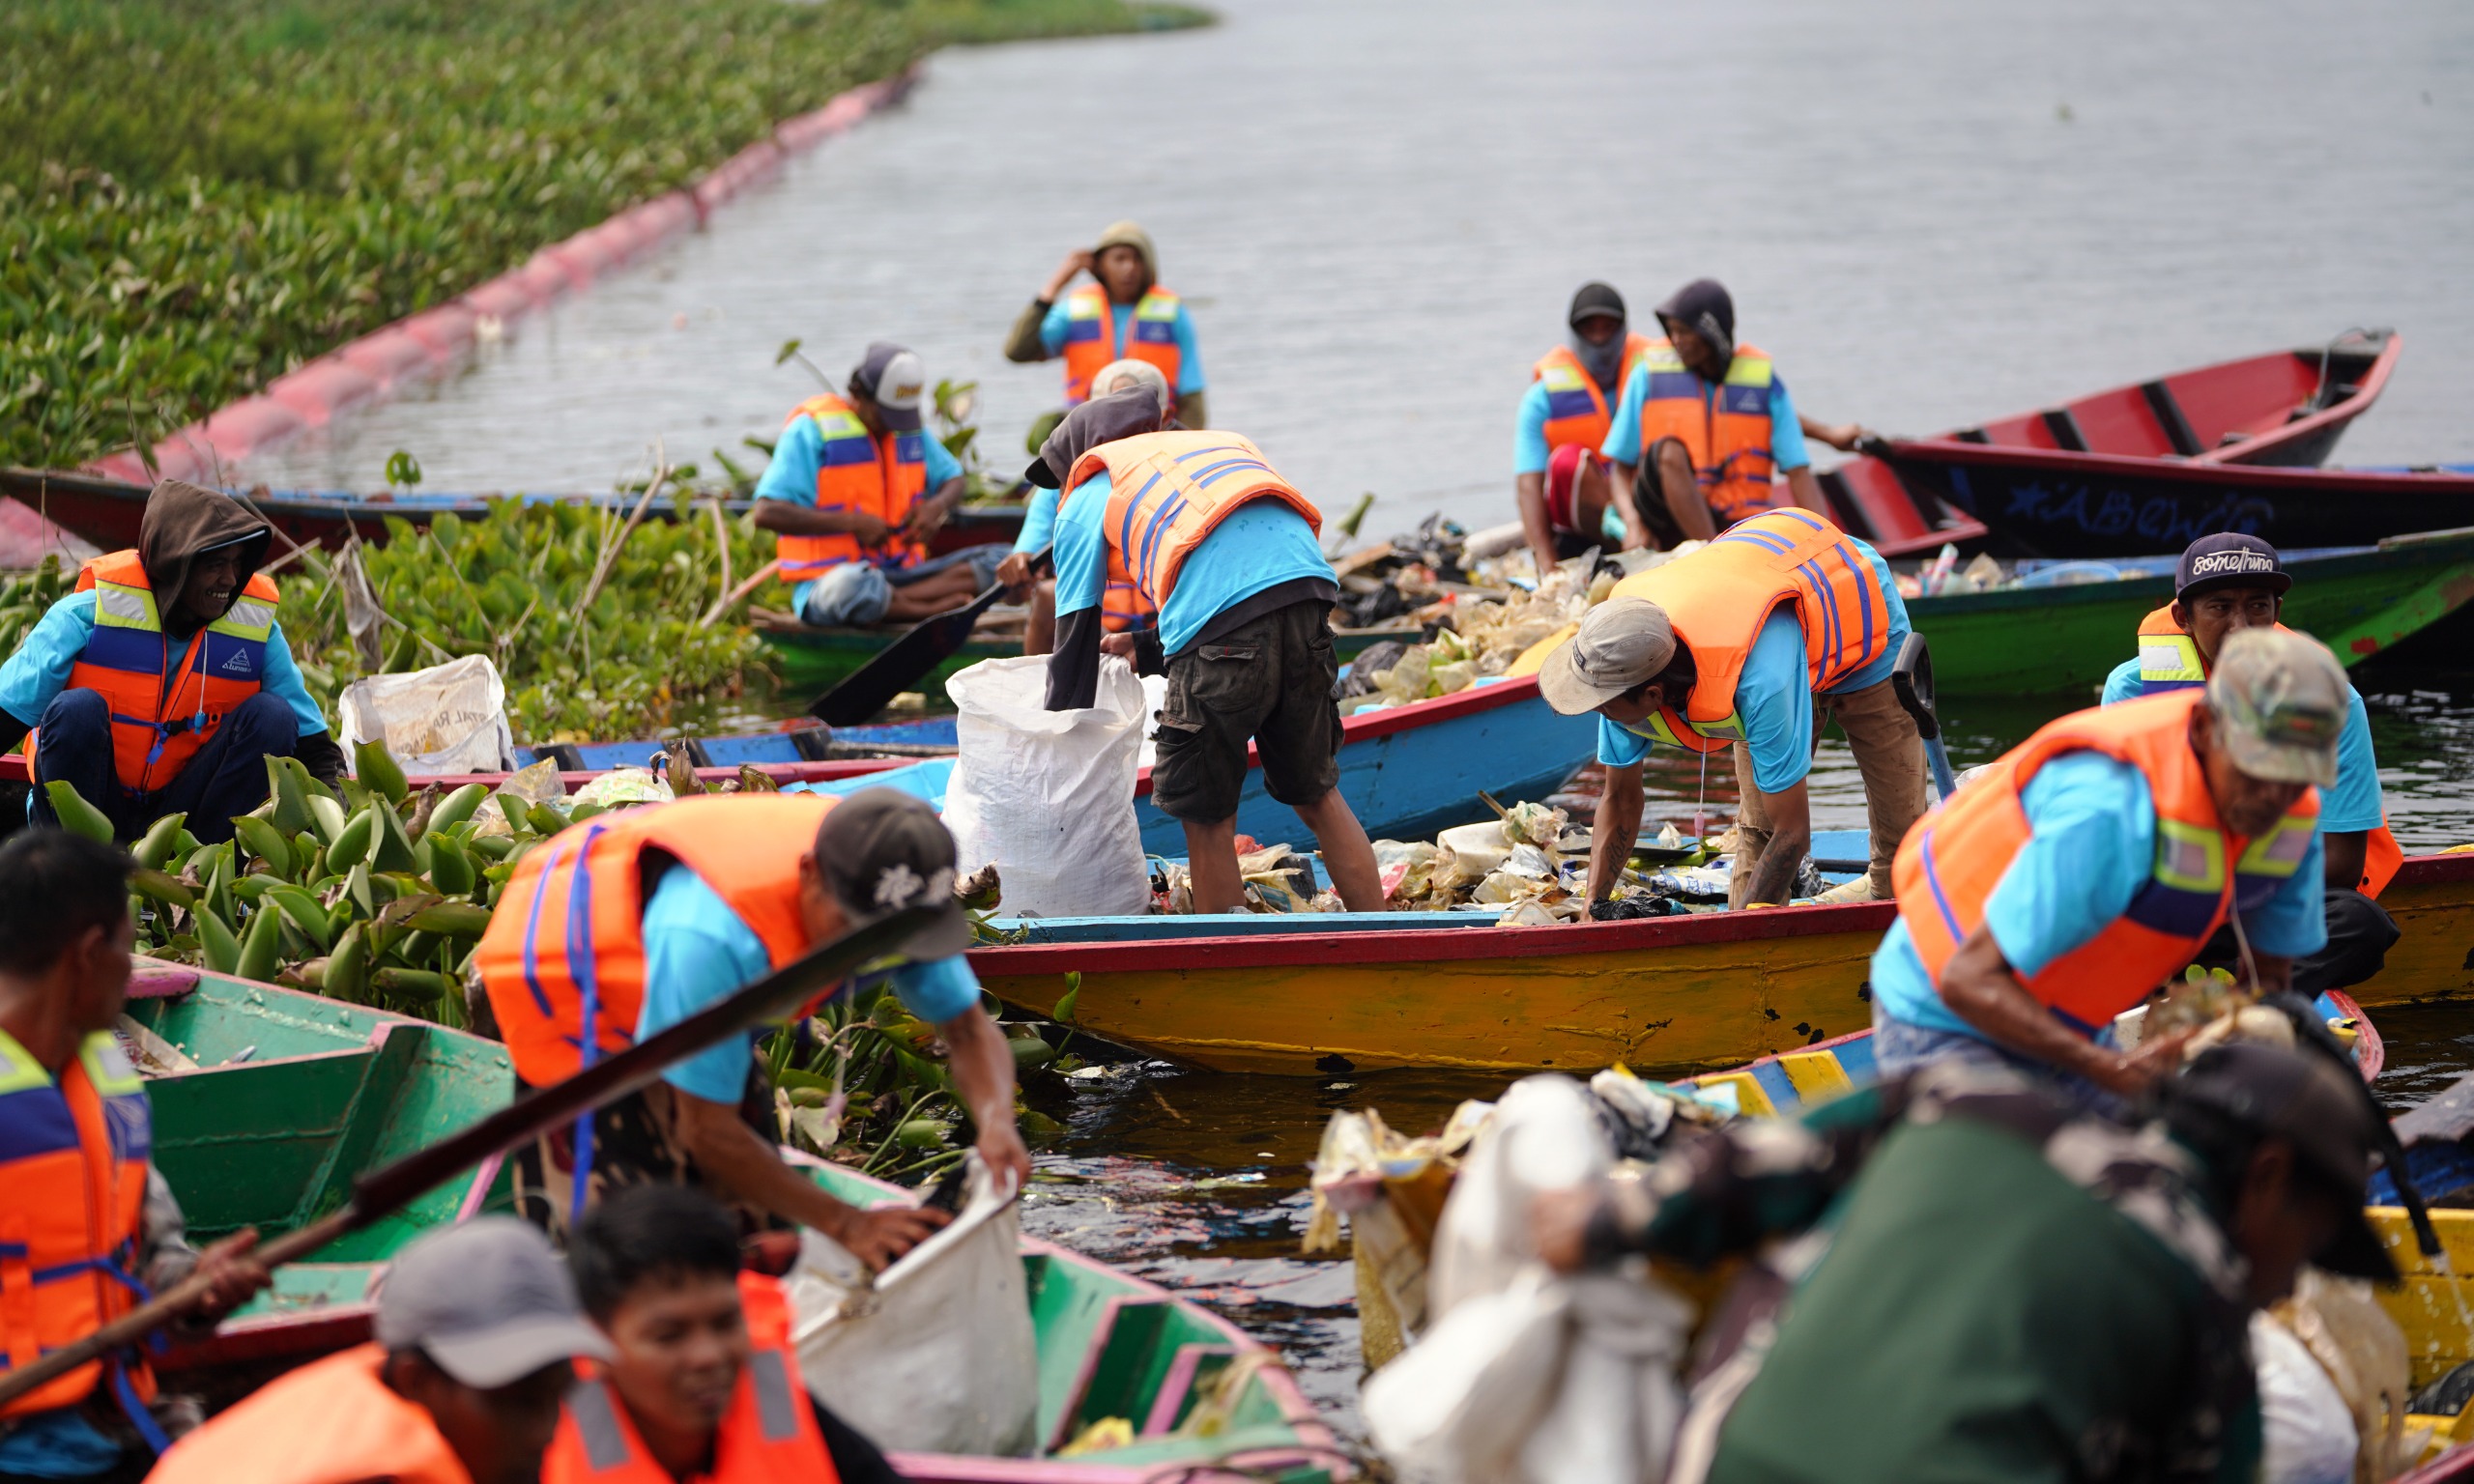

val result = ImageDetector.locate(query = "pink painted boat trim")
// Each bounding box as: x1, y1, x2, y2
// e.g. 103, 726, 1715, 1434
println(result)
86, 71, 919, 486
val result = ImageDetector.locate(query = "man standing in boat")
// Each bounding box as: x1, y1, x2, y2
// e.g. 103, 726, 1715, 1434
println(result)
1032, 388, 1384, 916
1005, 220, 1208, 430
474, 789, 1030, 1270
0, 478, 347, 842
994, 358, 1172, 654
2101, 532, 2401, 993
752, 343, 1010, 629
1599, 278, 1873, 545
1512, 283, 1658, 576
1868, 628, 2343, 1099
1539, 508, 1928, 910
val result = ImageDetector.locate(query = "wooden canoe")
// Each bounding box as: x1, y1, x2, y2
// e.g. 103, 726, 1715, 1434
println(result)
1819, 329, 2402, 558
1907, 528, 2474, 694
0, 465, 1024, 559
968, 853, 2474, 1077
129, 967, 1346, 1482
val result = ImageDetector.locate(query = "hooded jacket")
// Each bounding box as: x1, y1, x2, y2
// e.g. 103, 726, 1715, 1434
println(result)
0, 480, 344, 784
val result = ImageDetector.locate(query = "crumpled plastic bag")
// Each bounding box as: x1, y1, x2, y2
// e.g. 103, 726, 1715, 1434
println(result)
1375, 840, 1441, 901
1503, 801, 1568, 849
471, 756, 566, 836
568, 766, 671, 814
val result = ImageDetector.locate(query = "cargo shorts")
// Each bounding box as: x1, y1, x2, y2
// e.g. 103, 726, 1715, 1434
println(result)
1149, 598, 1342, 824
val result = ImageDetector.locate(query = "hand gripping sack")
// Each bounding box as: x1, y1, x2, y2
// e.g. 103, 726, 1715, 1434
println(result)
787, 1157, 1038, 1456
944, 655, 1150, 918
335, 653, 515, 774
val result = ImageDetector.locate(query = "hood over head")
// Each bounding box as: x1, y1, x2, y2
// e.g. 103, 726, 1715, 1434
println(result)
1655, 278, 1738, 366
139, 479, 273, 626
1023, 386, 1170, 490
1092, 220, 1160, 289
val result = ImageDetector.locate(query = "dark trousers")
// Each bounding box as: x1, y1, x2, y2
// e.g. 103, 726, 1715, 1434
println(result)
2293, 888, 2401, 995
32, 689, 296, 844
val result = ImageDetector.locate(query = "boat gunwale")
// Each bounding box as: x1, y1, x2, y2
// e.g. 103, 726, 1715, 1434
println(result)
1884, 441, 2474, 494
2190, 333, 2402, 465
1901, 531, 2474, 620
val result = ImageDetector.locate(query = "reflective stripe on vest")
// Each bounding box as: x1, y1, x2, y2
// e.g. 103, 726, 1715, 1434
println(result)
544, 1277, 839, 1484
1061, 285, 1184, 406
1630, 341, 1780, 524
0, 1028, 154, 1418
62, 551, 278, 795
1602, 508, 1892, 757
2127, 604, 2399, 897
1892, 689, 2322, 1032
774, 395, 928, 582
1532, 334, 1654, 456
1056, 431, 1322, 610
475, 795, 830, 1087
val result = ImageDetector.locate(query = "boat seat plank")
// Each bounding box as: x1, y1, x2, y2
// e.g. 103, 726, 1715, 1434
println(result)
2038, 408, 2092, 452
1048, 1298, 1179, 1451
2140, 380, 2204, 457
1140, 1343, 1237, 1436
1775, 1047, 1856, 1103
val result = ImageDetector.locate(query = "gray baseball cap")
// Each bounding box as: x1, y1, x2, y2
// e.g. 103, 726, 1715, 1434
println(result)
374, 1218, 611, 1388
2205, 627, 2346, 787
850, 342, 927, 433
817, 788, 971, 960
1539, 598, 1678, 716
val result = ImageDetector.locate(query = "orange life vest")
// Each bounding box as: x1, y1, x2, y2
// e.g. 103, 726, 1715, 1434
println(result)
1601, 509, 1895, 756
1056, 431, 1321, 610
1893, 690, 2322, 1034
475, 795, 831, 1090
143, 1343, 475, 1484
1628, 340, 1783, 525
774, 395, 929, 583
1102, 576, 1158, 633
1060, 284, 1184, 406
55, 550, 280, 796
0, 1028, 155, 1422
1532, 334, 1656, 455
2129, 605, 2399, 897
543, 1272, 837, 1484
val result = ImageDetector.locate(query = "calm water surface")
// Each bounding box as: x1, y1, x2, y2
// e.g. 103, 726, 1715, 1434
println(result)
237, 0, 2473, 1444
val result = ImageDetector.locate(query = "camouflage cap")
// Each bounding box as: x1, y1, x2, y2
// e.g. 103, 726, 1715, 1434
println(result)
2205, 627, 2346, 787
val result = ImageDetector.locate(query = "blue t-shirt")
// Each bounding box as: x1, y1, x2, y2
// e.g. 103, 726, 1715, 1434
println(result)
1600, 366, 1809, 473
0, 589, 326, 735
1051, 471, 1333, 657
1014, 485, 1061, 556
1596, 541, 1909, 794
635, 863, 985, 1106
1038, 299, 1206, 396
1871, 751, 2329, 1039
755, 415, 966, 615
2101, 658, 2384, 835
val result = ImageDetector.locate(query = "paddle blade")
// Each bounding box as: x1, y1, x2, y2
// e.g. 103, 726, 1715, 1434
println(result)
809, 597, 992, 727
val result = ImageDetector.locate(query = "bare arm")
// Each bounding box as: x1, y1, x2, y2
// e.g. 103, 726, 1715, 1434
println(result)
1608, 467, 1651, 552
936, 1004, 1031, 1193
752, 499, 889, 542
1798, 414, 1871, 453
1515, 471, 1559, 575
1740, 779, 1811, 906
670, 1088, 944, 1270
1783, 466, 1832, 518
2322, 830, 2368, 894
904, 475, 970, 543
1939, 925, 2196, 1096
1585, 762, 1646, 907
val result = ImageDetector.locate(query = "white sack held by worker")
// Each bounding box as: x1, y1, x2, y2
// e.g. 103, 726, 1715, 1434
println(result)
944, 653, 1151, 917
788, 1155, 1039, 1456
1365, 1073, 1689, 1484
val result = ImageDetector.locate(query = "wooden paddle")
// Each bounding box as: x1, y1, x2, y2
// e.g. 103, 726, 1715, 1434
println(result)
808, 547, 1048, 728
0, 905, 934, 1410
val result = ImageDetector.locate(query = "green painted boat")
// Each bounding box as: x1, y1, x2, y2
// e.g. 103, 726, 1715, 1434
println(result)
1906, 527, 2474, 696
129, 967, 1346, 1482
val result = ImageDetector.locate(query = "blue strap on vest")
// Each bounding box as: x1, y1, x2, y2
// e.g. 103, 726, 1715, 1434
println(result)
563, 825, 610, 1221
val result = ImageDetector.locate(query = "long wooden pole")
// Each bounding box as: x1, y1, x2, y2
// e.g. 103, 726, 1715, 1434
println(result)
0, 905, 933, 1409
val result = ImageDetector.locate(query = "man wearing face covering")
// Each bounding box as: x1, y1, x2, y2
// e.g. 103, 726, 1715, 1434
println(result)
1601, 277, 1875, 545
0, 479, 344, 842
1514, 282, 1658, 577
1032, 390, 1382, 916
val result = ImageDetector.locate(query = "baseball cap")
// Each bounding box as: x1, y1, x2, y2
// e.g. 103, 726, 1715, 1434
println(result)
2205, 627, 2346, 787
850, 342, 927, 433
374, 1218, 612, 1388
816, 788, 970, 959
1568, 281, 1626, 328
1089, 357, 1172, 417
1022, 385, 1167, 490
1539, 597, 1677, 716
2176, 532, 2290, 602
2167, 1041, 2396, 1282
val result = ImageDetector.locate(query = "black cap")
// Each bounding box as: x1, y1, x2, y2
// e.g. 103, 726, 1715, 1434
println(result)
2168, 1042, 2396, 1283
1568, 282, 1626, 329
2175, 532, 2290, 602
1022, 385, 1169, 490
816, 789, 970, 959
1654, 278, 1737, 363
